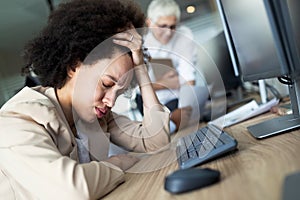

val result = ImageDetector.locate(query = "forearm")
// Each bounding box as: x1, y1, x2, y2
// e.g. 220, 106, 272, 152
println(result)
134, 64, 164, 111
151, 82, 167, 91
151, 79, 194, 91
108, 109, 170, 153
186, 80, 195, 86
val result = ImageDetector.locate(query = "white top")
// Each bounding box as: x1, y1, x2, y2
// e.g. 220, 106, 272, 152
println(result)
75, 131, 91, 163
143, 25, 197, 104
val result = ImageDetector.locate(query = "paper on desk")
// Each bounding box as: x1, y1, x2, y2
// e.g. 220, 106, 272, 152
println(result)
209, 98, 279, 129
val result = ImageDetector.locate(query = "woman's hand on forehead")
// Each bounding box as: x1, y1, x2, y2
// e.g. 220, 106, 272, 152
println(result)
112, 25, 144, 67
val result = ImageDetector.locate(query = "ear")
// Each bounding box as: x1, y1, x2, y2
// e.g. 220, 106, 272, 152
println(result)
67, 62, 81, 78
146, 18, 152, 27
67, 67, 76, 78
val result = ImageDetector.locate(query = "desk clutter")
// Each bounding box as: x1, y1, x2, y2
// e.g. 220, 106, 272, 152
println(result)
209, 98, 279, 129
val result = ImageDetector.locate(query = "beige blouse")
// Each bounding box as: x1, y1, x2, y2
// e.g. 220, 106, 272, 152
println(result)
0, 86, 170, 200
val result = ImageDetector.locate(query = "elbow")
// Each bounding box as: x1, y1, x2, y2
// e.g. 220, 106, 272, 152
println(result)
144, 130, 170, 153
76, 162, 125, 199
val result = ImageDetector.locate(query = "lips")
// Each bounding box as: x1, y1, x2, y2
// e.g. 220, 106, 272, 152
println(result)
95, 107, 107, 118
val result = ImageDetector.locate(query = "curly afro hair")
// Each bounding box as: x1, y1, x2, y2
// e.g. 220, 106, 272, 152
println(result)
22, 0, 145, 89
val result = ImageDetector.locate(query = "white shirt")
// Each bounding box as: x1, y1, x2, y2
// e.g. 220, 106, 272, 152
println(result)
75, 131, 91, 163
143, 26, 197, 104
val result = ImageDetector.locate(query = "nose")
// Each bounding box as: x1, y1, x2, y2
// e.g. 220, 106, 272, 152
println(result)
102, 90, 117, 108
164, 28, 173, 36
162, 29, 173, 43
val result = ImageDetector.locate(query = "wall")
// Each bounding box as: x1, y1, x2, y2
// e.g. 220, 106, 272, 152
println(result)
0, 51, 25, 106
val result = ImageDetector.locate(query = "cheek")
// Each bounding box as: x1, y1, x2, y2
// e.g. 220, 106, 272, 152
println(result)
72, 72, 101, 118
154, 30, 164, 39
72, 96, 97, 123
154, 31, 172, 44
94, 84, 105, 102
74, 81, 98, 106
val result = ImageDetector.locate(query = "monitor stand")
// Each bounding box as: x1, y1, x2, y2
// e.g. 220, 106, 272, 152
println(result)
247, 77, 300, 139
258, 79, 267, 104
227, 86, 254, 110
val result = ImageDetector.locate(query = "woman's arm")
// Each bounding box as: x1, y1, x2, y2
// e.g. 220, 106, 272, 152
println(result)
0, 109, 125, 200
110, 27, 171, 152
113, 27, 164, 112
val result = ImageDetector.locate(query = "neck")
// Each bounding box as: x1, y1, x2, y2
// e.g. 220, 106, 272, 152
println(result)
55, 87, 74, 128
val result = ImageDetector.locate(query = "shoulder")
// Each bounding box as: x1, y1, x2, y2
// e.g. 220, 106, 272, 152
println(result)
0, 86, 63, 128
175, 25, 194, 40
1, 86, 54, 111
0, 86, 72, 149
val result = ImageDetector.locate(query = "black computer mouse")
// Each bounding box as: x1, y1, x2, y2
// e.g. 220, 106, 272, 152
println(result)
164, 168, 220, 194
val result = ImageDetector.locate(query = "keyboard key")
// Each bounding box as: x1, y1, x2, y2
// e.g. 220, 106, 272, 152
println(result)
176, 126, 238, 169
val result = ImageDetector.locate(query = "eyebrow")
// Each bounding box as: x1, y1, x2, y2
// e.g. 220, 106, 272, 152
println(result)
103, 74, 118, 83
103, 74, 129, 87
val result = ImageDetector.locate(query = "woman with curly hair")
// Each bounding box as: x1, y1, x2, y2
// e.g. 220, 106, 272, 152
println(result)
0, 0, 171, 199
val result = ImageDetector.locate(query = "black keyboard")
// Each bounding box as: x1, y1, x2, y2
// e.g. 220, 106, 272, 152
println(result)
176, 125, 238, 169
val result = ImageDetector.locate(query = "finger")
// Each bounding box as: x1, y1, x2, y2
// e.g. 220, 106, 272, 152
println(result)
113, 32, 133, 42
164, 71, 177, 78
186, 106, 193, 110
181, 107, 192, 113
114, 29, 142, 41
168, 71, 179, 78
128, 26, 142, 39
113, 32, 142, 50
165, 70, 176, 75
112, 38, 133, 47
182, 106, 192, 110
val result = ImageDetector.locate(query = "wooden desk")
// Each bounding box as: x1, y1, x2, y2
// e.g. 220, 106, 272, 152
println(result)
103, 112, 300, 200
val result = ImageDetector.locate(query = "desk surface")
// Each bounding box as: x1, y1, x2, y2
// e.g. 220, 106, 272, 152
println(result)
103, 112, 300, 200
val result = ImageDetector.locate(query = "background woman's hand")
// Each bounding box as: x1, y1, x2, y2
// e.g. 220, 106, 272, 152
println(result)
156, 70, 180, 90
170, 106, 192, 131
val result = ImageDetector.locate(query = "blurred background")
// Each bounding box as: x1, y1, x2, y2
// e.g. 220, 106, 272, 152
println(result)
0, 0, 289, 112
0, 0, 223, 107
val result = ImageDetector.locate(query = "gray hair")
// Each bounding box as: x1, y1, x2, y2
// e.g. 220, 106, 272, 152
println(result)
147, 0, 181, 23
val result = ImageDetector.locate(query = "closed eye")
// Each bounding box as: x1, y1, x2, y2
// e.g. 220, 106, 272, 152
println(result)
102, 82, 113, 88
101, 76, 115, 89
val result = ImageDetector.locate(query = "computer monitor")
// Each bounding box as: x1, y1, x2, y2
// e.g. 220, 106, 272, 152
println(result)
198, 31, 245, 121
275, 0, 300, 77
216, 0, 300, 138
201, 31, 242, 95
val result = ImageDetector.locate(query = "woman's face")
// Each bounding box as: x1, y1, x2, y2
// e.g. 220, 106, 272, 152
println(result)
72, 52, 134, 123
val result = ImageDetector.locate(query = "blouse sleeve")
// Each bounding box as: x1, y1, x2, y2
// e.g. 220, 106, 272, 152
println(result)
106, 105, 171, 153
0, 109, 124, 199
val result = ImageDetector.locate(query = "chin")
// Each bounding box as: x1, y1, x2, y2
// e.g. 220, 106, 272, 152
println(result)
76, 111, 98, 124
87, 111, 100, 122
161, 38, 171, 44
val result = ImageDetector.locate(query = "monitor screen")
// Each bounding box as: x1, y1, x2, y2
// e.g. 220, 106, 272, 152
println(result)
216, 0, 300, 139
220, 0, 290, 81
278, 0, 300, 77
201, 31, 242, 93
